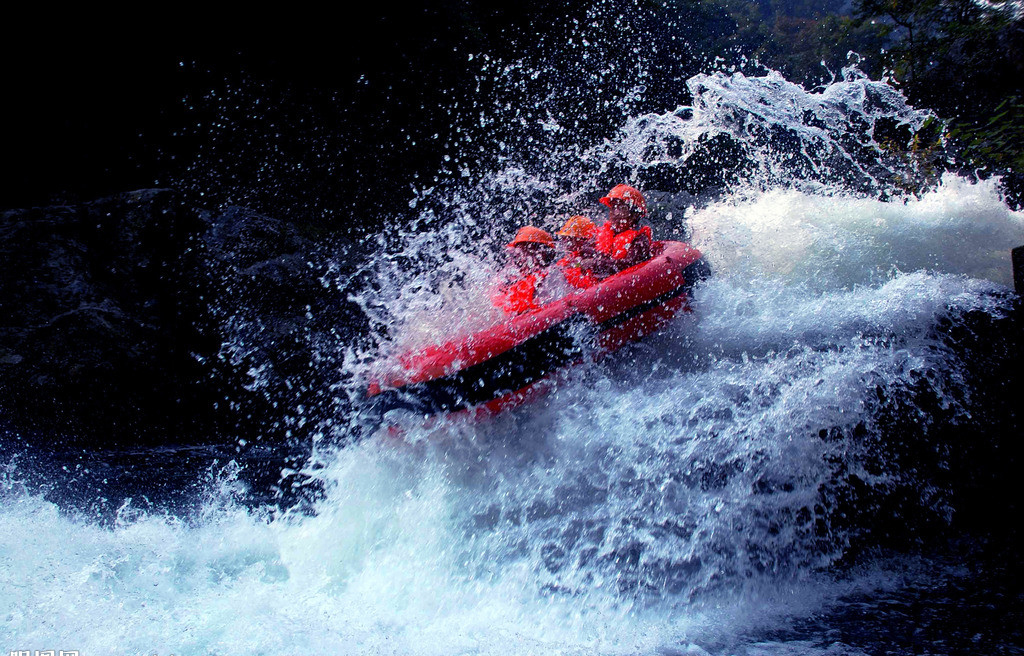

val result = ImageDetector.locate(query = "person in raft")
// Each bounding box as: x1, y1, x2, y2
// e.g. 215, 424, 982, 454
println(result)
554, 215, 600, 289
594, 184, 652, 274
493, 225, 558, 315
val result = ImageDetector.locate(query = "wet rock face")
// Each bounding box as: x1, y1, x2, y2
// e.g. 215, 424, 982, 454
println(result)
0, 189, 347, 446
0, 189, 204, 440
199, 204, 358, 446
1013, 245, 1024, 294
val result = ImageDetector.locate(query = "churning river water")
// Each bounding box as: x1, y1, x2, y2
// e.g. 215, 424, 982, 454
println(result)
4, 60, 1024, 655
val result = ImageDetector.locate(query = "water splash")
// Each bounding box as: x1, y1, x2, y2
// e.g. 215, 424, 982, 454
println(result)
5, 38, 1024, 654
593, 63, 935, 195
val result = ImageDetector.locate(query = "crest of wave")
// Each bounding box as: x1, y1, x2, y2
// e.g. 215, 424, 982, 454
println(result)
688, 174, 1024, 290
592, 62, 935, 195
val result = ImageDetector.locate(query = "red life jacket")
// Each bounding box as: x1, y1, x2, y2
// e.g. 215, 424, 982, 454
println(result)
595, 222, 652, 260
494, 272, 545, 314
556, 255, 599, 289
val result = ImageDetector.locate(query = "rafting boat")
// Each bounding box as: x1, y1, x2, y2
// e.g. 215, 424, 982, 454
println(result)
365, 240, 707, 419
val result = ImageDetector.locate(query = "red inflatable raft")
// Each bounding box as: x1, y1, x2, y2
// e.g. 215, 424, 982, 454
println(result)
366, 240, 707, 418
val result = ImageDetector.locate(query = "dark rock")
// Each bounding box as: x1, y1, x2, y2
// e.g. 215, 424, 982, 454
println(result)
193, 202, 368, 449
0, 189, 356, 450
203, 205, 309, 268
0, 189, 210, 441
1013, 245, 1024, 295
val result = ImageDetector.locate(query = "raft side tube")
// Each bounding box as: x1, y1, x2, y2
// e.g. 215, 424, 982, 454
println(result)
366, 240, 704, 415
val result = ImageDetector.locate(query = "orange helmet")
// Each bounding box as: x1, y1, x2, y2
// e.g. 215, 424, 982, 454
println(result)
507, 225, 555, 248
600, 184, 647, 215
555, 215, 596, 239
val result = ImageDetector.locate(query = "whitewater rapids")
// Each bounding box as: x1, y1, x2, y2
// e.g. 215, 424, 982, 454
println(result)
3, 171, 1022, 655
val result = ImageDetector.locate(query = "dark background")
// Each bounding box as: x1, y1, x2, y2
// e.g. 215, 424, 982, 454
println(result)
4, 5, 673, 219
4, 11, 482, 213
8, 1, 1022, 216
2, 2, 750, 224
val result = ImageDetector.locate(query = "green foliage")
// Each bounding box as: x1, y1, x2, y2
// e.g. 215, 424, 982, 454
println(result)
877, 115, 949, 195
854, 0, 1021, 94
671, 0, 1024, 202
693, 0, 891, 85
851, 0, 1024, 179
948, 96, 1024, 173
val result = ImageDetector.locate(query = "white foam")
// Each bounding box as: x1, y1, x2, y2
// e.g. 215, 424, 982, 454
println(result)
688, 175, 1024, 290
0, 463, 911, 655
